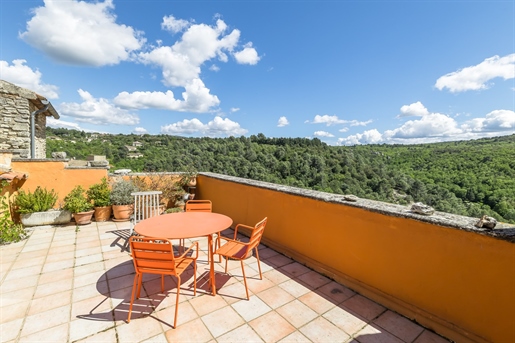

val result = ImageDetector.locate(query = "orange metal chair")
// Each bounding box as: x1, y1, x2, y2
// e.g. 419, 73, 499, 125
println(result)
127, 236, 198, 328
184, 200, 221, 259
214, 217, 268, 300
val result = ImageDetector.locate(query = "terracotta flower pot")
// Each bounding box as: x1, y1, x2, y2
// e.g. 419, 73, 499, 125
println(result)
94, 206, 112, 222
112, 204, 133, 221
74, 210, 94, 225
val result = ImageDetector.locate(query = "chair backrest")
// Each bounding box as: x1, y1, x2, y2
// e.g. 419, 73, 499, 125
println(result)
185, 200, 212, 213
247, 217, 267, 253
132, 191, 162, 225
130, 236, 177, 276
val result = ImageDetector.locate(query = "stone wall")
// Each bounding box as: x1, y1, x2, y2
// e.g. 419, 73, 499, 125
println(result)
0, 93, 47, 158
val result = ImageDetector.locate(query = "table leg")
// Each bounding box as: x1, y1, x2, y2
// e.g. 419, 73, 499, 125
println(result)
208, 235, 217, 296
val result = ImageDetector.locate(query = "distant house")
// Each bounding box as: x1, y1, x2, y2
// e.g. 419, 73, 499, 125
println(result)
125, 145, 137, 152
0, 80, 60, 159
127, 153, 143, 159
132, 141, 143, 147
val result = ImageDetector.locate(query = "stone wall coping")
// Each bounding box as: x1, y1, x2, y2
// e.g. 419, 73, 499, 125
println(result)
200, 172, 515, 243
12, 158, 69, 162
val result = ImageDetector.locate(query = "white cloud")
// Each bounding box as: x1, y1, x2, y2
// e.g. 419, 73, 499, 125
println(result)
398, 101, 429, 117
161, 116, 247, 137
435, 54, 515, 92
59, 89, 139, 125
210, 64, 220, 72
162, 15, 191, 34
230, 107, 240, 113
314, 131, 334, 138
277, 116, 289, 127
133, 127, 148, 134
461, 109, 515, 132
20, 0, 145, 66
308, 115, 347, 126
233, 42, 260, 65
114, 79, 220, 112
339, 127, 349, 133
338, 104, 515, 145
0, 59, 59, 99
47, 117, 82, 130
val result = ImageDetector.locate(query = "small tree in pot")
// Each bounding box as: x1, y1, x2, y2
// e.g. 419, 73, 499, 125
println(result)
110, 179, 139, 221
63, 186, 94, 225
14, 186, 72, 227
87, 178, 112, 222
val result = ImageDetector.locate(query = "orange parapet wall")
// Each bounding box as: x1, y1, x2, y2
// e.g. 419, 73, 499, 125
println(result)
198, 173, 515, 343
11, 160, 107, 206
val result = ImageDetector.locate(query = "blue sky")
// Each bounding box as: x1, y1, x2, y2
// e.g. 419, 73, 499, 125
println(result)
1, 0, 514, 145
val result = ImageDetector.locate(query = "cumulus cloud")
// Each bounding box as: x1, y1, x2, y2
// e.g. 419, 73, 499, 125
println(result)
0, 59, 59, 99
398, 101, 429, 117
233, 42, 260, 65
277, 116, 289, 127
338, 103, 515, 145
209, 64, 220, 72
114, 79, 220, 112
435, 54, 515, 92
46, 117, 83, 130
161, 116, 247, 137
59, 89, 139, 125
20, 0, 145, 66
314, 131, 334, 138
161, 15, 191, 34
307, 115, 347, 126
133, 127, 148, 134
230, 107, 240, 113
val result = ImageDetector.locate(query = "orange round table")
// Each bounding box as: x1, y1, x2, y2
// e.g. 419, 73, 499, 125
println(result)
134, 212, 233, 295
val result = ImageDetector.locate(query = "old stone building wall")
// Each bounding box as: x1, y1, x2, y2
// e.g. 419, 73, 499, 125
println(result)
0, 93, 31, 158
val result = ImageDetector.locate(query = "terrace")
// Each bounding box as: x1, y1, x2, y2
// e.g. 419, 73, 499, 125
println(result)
1, 160, 514, 342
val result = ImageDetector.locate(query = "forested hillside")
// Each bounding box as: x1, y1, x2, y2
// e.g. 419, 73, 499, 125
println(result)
46, 128, 515, 223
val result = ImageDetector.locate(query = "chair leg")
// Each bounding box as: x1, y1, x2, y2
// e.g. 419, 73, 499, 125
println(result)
240, 260, 249, 300
193, 261, 197, 296
136, 273, 143, 298
216, 233, 222, 263
255, 247, 262, 279
224, 256, 228, 273
128, 273, 140, 322
161, 274, 165, 293
174, 276, 181, 328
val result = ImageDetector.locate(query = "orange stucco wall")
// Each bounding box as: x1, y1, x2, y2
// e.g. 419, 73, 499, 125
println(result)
197, 175, 515, 343
11, 160, 107, 205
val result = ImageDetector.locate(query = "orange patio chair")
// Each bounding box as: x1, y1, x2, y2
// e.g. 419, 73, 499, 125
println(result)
127, 236, 198, 328
214, 217, 268, 300
184, 200, 221, 259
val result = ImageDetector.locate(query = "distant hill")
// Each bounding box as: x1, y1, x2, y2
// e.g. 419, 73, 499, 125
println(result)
46, 128, 515, 223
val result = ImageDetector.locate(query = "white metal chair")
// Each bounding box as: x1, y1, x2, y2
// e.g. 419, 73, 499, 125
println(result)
124, 191, 162, 251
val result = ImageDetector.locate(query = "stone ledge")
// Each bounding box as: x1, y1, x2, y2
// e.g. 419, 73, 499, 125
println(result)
201, 172, 515, 243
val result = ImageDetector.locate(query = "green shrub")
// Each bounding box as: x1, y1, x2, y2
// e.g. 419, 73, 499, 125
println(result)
14, 187, 58, 214
1, 182, 27, 244
87, 178, 111, 207
63, 186, 93, 213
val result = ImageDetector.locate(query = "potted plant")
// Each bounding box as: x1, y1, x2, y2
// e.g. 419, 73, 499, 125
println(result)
87, 178, 112, 222
110, 179, 139, 221
14, 186, 72, 227
63, 186, 94, 225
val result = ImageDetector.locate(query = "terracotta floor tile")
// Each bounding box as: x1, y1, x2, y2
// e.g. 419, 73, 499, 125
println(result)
10, 255, 46, 270
413, 330, 451, 343
44, 250, 75, 263
75, 253, 104, 267
68, 316, 115, 342
0, 287, 35, 308
279, 262, 312, 278
277, 330, 311, 342
201, 306, 245, 338
3, 264, 42, 281
262, 268, 291, 284
164, 318, 213, 342
300, 316, 350, 343
217, 323, 264, 342
189, 293, 228, 316
266, 254, 294, 268
20, 304, 71, 337
298, 291, 336, 314
73, 261, 106, 277
1, 274, 39, 293
33, 277, 73, 299
276, 300, 318, 328
278, 279, 311, 298
0, 301, 31, 322
156, 301, 198, 329
75, 246, 102, 258
0, 318, 24, 342
323, 305, 368, 336
374, 310, 425, 343
297, 270, 332, 290
342, 295, 386, 321
249, 310, 296, 342
74, 269, 107, 288
354, 324, 404, 343
246, 274, 275, 294
41, 258, 75, 273
28, 290, 72, 315
38, 267, 74, 285
117, 314, 164, 342
231, 295, 272, 322
71, 293, 113, 319
257, 285, 295, 309
75, 327, 117, 342
258, 247, 280, 260
18, 322, 68, 343
216, 280, 251, 304
139, 332, 168, 343
318, 281, 356, 304
73, 280, 109, 302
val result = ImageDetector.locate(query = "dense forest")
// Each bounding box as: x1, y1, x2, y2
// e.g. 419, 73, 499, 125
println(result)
46, 128, 515, 224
